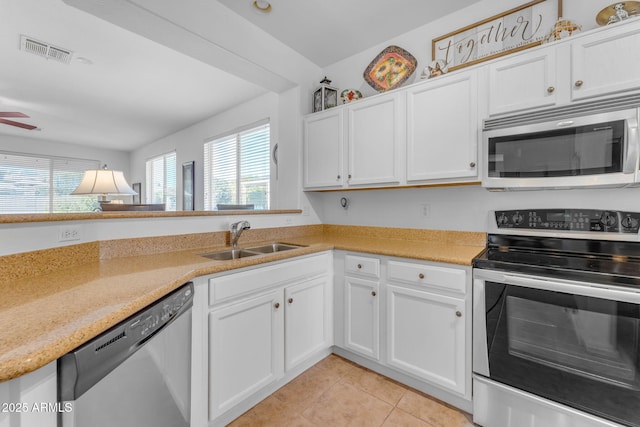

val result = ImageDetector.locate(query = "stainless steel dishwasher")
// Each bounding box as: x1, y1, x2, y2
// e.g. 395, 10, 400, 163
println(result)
58, 282, 193, 427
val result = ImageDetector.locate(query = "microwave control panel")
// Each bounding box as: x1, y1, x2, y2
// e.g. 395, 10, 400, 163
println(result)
495, 209, 640, 233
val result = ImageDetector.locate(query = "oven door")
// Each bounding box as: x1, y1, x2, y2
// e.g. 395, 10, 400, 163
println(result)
474, 269, 640, 427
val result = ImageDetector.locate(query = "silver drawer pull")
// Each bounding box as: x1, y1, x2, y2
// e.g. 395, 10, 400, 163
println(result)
418, 273, 425, 279
357, 263, 362, 269
456, 311, 462, 317
371, 291, 377, 297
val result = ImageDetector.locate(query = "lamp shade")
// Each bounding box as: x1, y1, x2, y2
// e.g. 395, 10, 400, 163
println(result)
71, 169, 137, 196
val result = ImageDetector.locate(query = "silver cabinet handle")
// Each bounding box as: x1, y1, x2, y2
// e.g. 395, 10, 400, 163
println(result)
371, 291, 377, 297
575, 80, 584, 87
288, 298, 293, 304
469, 162, 476, 168
357, 263, 362, 269
456, 311, 462, 317
547, 86, 555, 93
418, 273, 425, 279
274, 302, 280, 309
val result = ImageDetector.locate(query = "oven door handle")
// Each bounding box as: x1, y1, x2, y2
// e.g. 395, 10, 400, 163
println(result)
502, 273, 640, 303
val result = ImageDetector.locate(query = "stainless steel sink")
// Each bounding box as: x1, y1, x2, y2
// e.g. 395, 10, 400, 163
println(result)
245, 243, 305, 253
200, 242, 305, 260
200, 249, 260, 261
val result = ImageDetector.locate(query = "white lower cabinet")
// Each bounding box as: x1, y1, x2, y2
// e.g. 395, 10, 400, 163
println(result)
386, 284, 466, 395
285, 277, 332, 370
204, 253, 332, 424
335, 251, 472, 410
208, 290, 284, 420
344, 277, 380, 360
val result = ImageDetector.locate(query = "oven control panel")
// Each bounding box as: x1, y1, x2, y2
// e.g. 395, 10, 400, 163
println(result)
494, 209, 640, 233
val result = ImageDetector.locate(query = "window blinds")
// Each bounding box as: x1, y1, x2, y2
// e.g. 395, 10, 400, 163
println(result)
145, 151, 176, 211
0, 152, 99, 213
204, 123, 270, 210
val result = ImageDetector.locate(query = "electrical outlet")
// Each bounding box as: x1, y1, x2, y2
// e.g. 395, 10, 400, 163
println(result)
420, 203, 431, 218
59, 225, 81, 242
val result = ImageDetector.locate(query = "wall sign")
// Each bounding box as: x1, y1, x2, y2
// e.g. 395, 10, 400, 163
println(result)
432, 0, 562, 72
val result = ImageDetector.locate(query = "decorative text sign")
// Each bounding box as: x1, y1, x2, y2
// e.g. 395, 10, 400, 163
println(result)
432, 0, 561, 72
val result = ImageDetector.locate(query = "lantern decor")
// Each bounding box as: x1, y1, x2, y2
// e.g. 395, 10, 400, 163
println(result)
313, 76, 338, 113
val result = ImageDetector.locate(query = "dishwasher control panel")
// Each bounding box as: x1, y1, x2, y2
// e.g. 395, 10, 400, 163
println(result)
129, 283, 193, 338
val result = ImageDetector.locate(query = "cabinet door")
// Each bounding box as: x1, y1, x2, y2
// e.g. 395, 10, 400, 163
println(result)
406, 70, 478, 182
386, 285, 466, 395
347, 94, 401, 186
487, 48, 557, 115
284, 276, 331, 371
303, 109, 344, 189
209, 290, 284, 420
344, 277, 379, 360
571, 21, 640, 101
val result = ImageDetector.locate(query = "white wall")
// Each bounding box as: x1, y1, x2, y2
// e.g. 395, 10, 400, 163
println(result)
310, 185, 640, 232
129, 91, 295, 211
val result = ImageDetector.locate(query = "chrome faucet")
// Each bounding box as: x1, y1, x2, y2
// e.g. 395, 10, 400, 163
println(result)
230, 220, 251, 249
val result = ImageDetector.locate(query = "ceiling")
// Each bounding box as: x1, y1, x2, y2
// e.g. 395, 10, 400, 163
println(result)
0, 0, 481, 152
218, 0, 482, 67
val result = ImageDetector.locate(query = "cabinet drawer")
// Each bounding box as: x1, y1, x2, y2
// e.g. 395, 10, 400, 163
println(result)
344, 254, 380, 279
209, 252, 330, 305
387, 261, 465, 294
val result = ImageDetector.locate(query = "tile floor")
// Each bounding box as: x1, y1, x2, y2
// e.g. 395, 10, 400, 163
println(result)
229, 354, 475, 427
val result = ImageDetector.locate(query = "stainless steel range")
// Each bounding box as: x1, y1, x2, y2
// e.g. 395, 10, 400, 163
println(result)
473, 209, 640, 427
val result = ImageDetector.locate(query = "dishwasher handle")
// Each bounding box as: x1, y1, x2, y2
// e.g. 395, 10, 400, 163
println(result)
58, 282, 194, 401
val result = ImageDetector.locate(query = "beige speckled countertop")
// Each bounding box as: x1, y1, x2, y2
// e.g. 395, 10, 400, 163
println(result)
0, 224, 485, 382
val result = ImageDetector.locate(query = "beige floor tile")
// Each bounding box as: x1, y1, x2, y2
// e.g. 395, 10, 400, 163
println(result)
302, 381, 394, 426
382, 408, 432, 427
272, 364, 342, 413
397, 390, 473, 427
342, 368, 407, 405
228, 395, 318, 427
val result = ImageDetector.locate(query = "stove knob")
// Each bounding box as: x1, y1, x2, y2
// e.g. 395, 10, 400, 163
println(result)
512, 213, 523, 225
600, 212, 617, 227
497, 214, 509, 226
622, 216, 639, 229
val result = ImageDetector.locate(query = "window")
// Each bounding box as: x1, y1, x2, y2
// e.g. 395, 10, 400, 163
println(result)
204, 122, 270, 210
145, 152, 177, 211
0, 152, 99, 213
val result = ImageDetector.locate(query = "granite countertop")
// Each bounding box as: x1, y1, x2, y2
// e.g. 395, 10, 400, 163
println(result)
0, 225, 486, 382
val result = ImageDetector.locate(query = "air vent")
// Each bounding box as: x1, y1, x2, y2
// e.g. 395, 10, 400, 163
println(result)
20, 35, 73, 64
94, 331, 126, 352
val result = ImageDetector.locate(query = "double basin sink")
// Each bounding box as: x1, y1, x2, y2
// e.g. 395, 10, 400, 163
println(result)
201, 242, 305, 261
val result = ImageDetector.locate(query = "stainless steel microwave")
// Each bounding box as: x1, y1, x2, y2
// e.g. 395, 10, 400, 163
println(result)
482, 107, 639, 190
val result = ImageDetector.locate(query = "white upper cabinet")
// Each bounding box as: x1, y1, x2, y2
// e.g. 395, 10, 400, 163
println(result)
487, 19, 640, 116
571, 20, 640, 101
347, 93, 402, 187
487, 48, 558, 116
406, 70, 478, 182
303, 108, 344, 189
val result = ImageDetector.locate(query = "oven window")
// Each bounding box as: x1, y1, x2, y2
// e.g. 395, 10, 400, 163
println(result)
488, 120, 624, 178
485, 281, 640, 426
507, 296, 639, 389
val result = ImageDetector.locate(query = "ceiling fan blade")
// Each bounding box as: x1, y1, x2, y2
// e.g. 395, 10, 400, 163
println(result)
0, 118, 37, 130
0, 112, 29, 118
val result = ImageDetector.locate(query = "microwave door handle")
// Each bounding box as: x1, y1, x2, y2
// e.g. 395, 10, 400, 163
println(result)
623, 118, 639, 174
